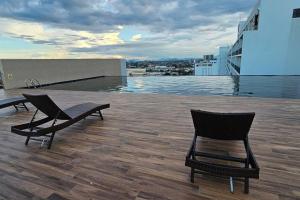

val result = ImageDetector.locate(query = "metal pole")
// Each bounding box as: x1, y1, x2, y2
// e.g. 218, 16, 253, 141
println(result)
230, 177, 234, 193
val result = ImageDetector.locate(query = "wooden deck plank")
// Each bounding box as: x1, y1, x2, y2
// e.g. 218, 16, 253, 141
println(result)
0, 89, 299, 200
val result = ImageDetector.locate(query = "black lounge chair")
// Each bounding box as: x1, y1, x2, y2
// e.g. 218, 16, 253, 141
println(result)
185, 110, 259, 194
11, 94, 110, 149
0, 97, 29, 111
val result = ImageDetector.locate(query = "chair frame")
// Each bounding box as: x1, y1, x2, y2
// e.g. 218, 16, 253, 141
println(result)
13, 102, 29, 111
185, 110, 259, 194
11, 94, 109, 149
21, 107, 104, 149
0, 97, 29, 111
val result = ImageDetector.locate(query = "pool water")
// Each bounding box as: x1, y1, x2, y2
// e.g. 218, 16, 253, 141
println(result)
41, 76, 300, 99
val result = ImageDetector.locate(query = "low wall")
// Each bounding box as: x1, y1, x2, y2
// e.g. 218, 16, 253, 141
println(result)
0, 59, 126, 89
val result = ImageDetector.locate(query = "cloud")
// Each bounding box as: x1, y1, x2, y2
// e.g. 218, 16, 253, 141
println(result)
0, 0, 257, 32
131, 34, 142, 42
0, 0, 257, 59
0, 18, 124, 48
70, 12, 247, 59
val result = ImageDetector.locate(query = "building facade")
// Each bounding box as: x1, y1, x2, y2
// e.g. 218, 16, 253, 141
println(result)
225, 0, 300, 75
217, 47, 231, 75
194, 55, 217, 76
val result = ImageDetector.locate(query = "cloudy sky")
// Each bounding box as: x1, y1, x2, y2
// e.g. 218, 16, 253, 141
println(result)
0, 0, 257, 59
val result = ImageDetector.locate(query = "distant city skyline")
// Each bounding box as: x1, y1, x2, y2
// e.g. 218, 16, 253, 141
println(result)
0, 0, 257, 59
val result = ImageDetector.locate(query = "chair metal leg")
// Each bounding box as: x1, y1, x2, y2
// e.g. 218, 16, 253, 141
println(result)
191, 168, 195, 183
41, 138, 48, 148
47, 132, 56, 149
243, 138, 250, 194
22, 103, 29, 111
99, 110, 103, 120
25, 136, 30, 145
230, 177, 234, 193
244, 178, 249, 194
13, 105, 18, 111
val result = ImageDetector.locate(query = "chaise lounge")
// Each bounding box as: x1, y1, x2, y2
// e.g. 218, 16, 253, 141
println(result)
185, 109, 259, 194
11, 94, 110, 149
0, 96, 29, 111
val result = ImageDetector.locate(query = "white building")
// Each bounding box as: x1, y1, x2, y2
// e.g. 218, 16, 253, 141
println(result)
217, 47, 231, 75
155, 66, 168, 71
194, 55, 218, 76
127, 68, 147, 76
225, 0, 300, 75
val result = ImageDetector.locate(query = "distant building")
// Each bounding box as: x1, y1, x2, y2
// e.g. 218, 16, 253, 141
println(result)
155, 66, 168, 71
194, 55, 217, 76
203, 55, 214, 61
224, 0, 300, 75
127, 68, 147, 76
217, 47, 230, 75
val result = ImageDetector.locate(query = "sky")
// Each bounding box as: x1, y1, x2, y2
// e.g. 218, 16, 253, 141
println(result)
0, 0, 257, 60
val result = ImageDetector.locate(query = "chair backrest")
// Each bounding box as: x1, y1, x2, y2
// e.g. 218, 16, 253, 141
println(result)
23, 94, 71, 120
191, 109, 255, 140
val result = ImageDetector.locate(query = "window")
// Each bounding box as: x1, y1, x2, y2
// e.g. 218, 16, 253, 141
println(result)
293, 8, 300, 18
254, 14, 259, 29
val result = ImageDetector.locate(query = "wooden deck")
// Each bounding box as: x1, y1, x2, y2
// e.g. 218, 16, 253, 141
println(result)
0, 89, 299, 200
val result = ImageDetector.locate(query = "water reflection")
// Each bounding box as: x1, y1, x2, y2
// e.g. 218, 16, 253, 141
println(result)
42, 76, 300, 99
235, 76, 300, 98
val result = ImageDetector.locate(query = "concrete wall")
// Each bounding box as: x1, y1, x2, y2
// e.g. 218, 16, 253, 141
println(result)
0, 59, 126, 89
286, 18, 300, 74
240, 0, 300, 75
217, 47, 230, 75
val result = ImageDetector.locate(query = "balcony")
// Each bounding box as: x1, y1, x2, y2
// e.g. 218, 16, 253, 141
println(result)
230, 48, 243, 57
238, 0, 261, 37
227, 59, 241, 74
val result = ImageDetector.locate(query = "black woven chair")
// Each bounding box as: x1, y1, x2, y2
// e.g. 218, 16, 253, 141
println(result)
11, 94, 110, 149
185, 110, 259, 193
0, 97, 29, 111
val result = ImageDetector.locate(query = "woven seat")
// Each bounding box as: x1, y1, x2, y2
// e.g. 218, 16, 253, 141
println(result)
185, 109, 259, 193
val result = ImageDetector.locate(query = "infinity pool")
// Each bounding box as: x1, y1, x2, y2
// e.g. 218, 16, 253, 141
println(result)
42, 76, 300, 99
